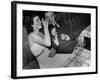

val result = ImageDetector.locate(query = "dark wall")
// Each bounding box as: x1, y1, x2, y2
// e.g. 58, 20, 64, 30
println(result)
23, 10, 90, 37
56, 13, 90, 31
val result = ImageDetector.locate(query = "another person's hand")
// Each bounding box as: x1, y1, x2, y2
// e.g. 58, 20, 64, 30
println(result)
42, 18, 49, 29
48, 48, 56, 57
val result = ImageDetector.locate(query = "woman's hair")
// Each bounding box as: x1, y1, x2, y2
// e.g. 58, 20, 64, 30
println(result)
31, 14, 38, 25
23, 13, 44, 35
23, 14, 38, 35
31, 14, 44, 34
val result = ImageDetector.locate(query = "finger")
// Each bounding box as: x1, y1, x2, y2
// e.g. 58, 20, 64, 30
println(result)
42, 18, 44, 23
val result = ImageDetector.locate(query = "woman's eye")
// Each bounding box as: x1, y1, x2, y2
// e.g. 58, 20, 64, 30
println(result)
37, 19, 40, 22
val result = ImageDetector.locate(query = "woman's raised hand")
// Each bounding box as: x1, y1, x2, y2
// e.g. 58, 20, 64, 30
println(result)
42, 18, 49, 29
41, 18, 51, 46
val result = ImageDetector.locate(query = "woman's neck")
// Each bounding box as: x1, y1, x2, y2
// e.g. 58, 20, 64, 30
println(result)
32, 25, 39, 33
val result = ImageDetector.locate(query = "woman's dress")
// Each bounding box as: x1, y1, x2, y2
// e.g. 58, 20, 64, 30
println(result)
30, 43, 72, 69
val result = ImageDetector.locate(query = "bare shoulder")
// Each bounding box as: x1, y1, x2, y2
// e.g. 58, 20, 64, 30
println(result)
28, 32, 41, 41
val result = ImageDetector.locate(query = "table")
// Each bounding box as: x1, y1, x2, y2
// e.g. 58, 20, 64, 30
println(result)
38, 25, 91, 68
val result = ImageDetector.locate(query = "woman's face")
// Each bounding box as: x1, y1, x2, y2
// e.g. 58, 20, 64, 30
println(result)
51, 28, 57, 36
61, 33, 66, 40
33, 16, 42, 30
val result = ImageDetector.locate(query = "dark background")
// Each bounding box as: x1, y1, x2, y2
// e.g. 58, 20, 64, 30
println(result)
23, 10, 90, 39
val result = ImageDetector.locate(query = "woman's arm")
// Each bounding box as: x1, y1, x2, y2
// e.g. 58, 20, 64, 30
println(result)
28, 33, 50, 47
28, 19, 51, 47
42, 19, 51, 46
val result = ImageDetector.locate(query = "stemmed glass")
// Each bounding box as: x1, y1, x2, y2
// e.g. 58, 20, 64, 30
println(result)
73, 36, 85, 56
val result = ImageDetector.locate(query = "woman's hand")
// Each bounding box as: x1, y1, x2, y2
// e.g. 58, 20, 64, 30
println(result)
48, 48, 56, 57
41, 18, 51, 46
42, 18, 49, 29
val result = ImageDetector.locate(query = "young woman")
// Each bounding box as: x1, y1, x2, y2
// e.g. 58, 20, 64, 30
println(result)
28, 15, 51, 57
28, 15, 72, 68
